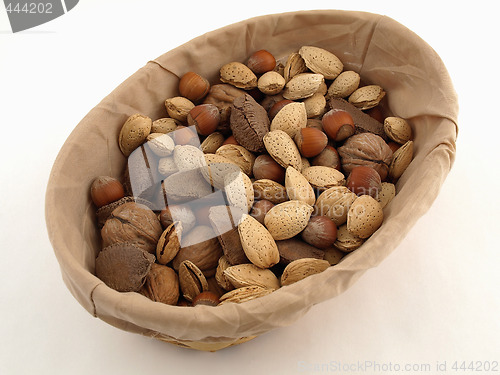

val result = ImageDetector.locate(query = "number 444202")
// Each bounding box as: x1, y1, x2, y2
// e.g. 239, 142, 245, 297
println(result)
5, 2, 53, 14
452, 360, 498, 372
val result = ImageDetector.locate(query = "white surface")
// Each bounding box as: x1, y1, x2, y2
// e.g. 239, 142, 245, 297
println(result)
1, 1, 499, 374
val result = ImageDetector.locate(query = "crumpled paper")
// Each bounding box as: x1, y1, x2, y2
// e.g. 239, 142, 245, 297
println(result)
45, 9, 458, 346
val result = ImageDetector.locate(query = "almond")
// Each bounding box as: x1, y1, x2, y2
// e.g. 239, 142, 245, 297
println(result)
224, 264, 280, 290
257, 71, 286, 95
224, 170, 254, 213
264, 200, 314, 240
388, 140, 413, 181
270, 102, 307, 138
315, 186, 357, 226
348, 85, 385, 110
252, 179, 288, 204
173, 145, 204, 171
220, 62, 258, 90
216, 144, 256, 176
200, 132, 225, 154
280, 258, 330, 286
285, 166, 315, 205
118, 114, 152, 157
200, 153, 241, 190
302, 166, 346, 191
303, 92, 326, 118
263, 130, 302, 171
384, 117, 412, 144
377, 182, 396, 208
299, 46, 343, 80
326, 71, 360, 99
334, 224, 364, 252
283, 52, 307, 82
283, 73, 324, 100
238, 214, 280, 269
347, 195, 384, 238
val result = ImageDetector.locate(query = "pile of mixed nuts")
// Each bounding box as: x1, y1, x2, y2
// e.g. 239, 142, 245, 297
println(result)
91, 46, 414, 307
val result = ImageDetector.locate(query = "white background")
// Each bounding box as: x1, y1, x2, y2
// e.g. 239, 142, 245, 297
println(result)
1, 1, 499, 374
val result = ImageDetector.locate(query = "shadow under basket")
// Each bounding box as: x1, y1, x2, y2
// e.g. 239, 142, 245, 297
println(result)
45, 9, 458, 351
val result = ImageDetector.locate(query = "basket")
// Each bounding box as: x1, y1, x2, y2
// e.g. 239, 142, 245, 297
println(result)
45, 10, 458, 351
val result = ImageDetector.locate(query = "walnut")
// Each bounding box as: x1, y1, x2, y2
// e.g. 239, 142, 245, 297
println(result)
337, 133, 393, 180
140, 263, 179, 305
95, 242, 155, 292
101, 202, 163, 254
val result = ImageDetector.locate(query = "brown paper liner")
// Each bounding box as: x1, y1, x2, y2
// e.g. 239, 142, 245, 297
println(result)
46, 10, 458, 351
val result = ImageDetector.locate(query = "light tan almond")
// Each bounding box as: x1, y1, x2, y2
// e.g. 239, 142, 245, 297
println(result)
264, 200, 314, 240
151, 117, 180, 134
388, 140, 413, 180
200, 153, 241, 190
283, 52, 307, 82
285, 166, 315, 205
158, 156, 178, 176
156, 221, 183, 265
300, 156, 310, 172
303, 92, 326, 118
238, 214, 280, 269
224, 263, 280, 290
219, 285, 273, 305
283, 73, 324, 100
348, 85, 385, 110
215, 256, 234, 291
164, 97, 195, 122
224, 170, 254, 213
377, 182, 396, 209
216, 144, 256, 176
270, 102, 307, 138
384, 117, 412, 144
334, 224, 364, 252
347, 195, 384, 239
252, 179, 288, 204
146, 133, 175, 157
299, 46, 343, 80
118, 114, 152, 157
257, 71, 286, 95
280, 258, 330, 286
326, 71, 360, 99
263, 130, 302, 170
201, 132, 225, 154
315, 186, 357, 226
302, 166, 346, 191
173, 144, 204, 171
220, 62, 258, 89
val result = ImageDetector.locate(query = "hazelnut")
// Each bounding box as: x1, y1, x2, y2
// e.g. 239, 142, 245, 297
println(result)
246, 49, 276, 74
268, 99, 293, 120
250, 199, 275, 225
322, 109, 355, 141
170, 125, 199, 146
178, 71, 210, 102
301, 215, 338, 249
253, 154, 286, 184
294, 127, 328, 158
311, 145, 341, 170
187, 104, 220, 136
346, 166, 382, 198
222, 135, 240, 146
192, 291, 220, 307
365, 105, 385, 123
90, 176, 125, 208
